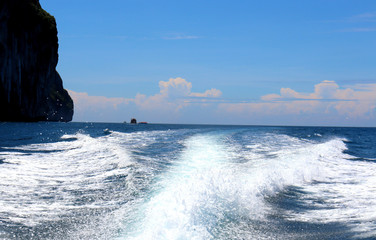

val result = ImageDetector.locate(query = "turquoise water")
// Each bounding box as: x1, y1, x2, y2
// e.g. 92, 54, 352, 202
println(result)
1, 122, 376, 239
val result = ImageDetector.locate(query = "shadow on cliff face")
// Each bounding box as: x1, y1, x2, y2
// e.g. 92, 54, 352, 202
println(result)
0, 0, 73, 122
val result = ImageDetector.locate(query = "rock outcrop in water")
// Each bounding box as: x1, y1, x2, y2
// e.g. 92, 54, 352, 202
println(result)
0, 0, 73, 122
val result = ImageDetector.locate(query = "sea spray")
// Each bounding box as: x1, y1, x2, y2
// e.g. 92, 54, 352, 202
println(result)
1, 123, 376, 239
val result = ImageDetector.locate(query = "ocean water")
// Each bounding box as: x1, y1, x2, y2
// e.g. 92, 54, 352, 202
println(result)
0, 122, 376, 240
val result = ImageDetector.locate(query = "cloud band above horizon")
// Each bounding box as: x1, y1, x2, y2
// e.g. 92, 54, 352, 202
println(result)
68, 79, 376, 126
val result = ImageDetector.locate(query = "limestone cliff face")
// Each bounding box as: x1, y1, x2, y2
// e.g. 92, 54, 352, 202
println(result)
0, 0, 73, 122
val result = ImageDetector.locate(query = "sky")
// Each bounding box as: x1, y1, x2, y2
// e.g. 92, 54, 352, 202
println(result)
40, 0, 376, 126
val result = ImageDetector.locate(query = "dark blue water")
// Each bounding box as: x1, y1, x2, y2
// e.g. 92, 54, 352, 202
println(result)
1, 122, 375, 239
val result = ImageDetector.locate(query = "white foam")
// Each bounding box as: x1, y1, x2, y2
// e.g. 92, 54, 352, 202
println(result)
120, 131, 371, 239
284, 139, 376, 237
2, 128, 374, 239
0, 132, 133, 227
121, 133, 321, 239
241, 134, 376, 237
121, 133, 234, 239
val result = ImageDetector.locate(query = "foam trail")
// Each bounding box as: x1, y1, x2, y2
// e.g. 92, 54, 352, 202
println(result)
2, 126, 375, 239
121, 132, 366, 240
284, 139, 376, 238
122, 133, 236, 239
0, 132, 134, 239
121, 133, 312, 239
237, 135, 376, 238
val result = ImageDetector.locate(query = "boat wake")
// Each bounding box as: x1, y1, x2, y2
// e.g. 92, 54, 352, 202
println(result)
1, 127, 375, 239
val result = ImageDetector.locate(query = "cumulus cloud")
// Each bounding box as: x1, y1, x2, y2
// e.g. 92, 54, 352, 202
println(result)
69, 77, 222, 122
159, 77, 192, 98
68, 79, 376, 126
262, 80, 343, 101
134, 77, 222, 111
158, 77, 222, 98
261, 80, 376, 102
220, 80, 376, 125
190, 89, 222, 98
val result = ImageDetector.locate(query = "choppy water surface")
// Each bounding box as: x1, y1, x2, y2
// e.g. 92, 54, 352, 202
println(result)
0, 123, 375, 239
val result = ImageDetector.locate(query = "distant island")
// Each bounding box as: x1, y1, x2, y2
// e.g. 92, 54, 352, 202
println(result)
0, 0, 73, 122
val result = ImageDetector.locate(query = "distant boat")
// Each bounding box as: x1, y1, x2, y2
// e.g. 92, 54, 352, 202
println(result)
139, 122, 148, 124
130, 118, 137, 124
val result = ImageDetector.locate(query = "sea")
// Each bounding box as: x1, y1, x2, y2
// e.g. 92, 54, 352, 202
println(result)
0, 122, 375, 240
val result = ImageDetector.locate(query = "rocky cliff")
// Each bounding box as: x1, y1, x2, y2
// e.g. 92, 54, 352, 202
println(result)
0, 0, 73, 122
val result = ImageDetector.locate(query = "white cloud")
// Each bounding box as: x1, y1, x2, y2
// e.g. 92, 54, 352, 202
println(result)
220, 80, 376, 126
68, 77, 222, 122
68, 80, 376, 126
261, 80, 366, 101
159, 77, 192, 98
190, 88, 222, 98
134, 77, 222, 111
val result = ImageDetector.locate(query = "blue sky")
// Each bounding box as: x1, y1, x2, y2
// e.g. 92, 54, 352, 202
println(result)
40, 0, 376, 126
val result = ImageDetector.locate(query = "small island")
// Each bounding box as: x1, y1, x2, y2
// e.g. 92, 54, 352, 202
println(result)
130, 118, 137, 124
